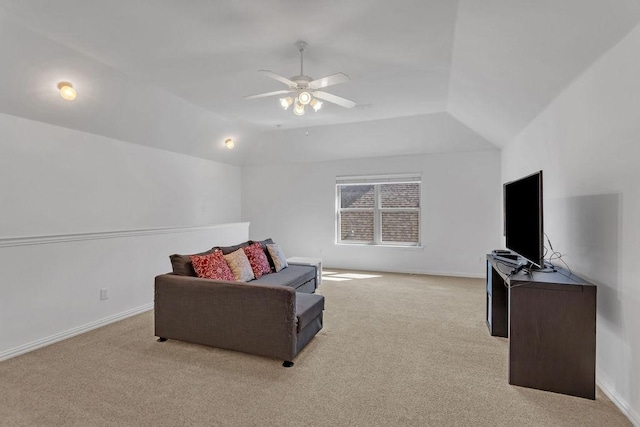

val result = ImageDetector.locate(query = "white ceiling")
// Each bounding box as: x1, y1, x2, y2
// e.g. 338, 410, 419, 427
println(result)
0, 0, 639, 165
449, 0, 640, 146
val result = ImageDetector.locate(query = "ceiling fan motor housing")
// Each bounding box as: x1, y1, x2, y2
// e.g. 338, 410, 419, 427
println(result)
290, 75, 312, 90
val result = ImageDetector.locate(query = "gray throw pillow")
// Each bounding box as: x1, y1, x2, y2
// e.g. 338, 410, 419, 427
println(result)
267, 243, 288, 272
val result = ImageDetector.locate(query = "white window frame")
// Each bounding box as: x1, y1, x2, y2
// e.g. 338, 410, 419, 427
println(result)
336, 174, 421, 247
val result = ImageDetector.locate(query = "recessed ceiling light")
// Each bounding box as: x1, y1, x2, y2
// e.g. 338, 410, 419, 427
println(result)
57, 82, 77, 101
225, 138, 235, 149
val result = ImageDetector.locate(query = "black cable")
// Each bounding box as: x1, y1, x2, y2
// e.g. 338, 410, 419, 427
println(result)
508, 263, 528, 277
549, 250, 572, 275
545, 232, 554, 252
498, 261, 535, 289
506, 267, 534, 288
544, 234, 572, 275
495, 260, 517, 277
493, 259, 538, 288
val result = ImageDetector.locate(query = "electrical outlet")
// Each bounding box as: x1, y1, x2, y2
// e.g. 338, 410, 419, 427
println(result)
100, 288, 109, 300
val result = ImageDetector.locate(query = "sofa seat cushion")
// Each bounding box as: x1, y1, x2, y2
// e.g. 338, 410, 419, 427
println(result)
295, 293, 325, 333
253, 265, 314, 289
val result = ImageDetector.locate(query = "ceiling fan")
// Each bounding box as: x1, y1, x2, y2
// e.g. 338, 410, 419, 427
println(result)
244, 41, 356, 116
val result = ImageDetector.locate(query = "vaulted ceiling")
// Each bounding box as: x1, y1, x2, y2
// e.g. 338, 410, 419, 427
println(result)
1, 1, 639, 165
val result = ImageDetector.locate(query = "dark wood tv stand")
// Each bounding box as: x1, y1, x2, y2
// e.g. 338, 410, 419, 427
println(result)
486, 254, 597, 399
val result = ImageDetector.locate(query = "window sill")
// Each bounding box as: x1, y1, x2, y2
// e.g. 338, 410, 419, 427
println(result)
335, 243, 424, 250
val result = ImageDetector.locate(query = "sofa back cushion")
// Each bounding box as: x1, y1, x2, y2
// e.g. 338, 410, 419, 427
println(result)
216, 241, 251, 255
170, 248, 216, 276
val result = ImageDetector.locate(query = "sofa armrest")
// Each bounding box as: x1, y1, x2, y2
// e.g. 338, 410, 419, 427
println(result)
287, 263, 318, 292
154, 274, 297, 360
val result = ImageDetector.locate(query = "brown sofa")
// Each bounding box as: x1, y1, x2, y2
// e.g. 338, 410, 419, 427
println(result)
154, 240, 324, 366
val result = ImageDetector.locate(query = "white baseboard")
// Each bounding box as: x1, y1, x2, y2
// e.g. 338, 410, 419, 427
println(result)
0, 303, 153, 361
325, 265, 485, 279
597, 370, 640, 426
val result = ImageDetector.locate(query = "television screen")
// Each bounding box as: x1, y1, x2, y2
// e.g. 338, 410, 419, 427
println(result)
504, 171, 544, 267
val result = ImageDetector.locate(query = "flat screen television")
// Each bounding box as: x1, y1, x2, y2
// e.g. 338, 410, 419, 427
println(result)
504, 170, 544, 268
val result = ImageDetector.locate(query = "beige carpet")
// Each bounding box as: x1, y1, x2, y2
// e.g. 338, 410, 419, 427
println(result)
0, 271, 630, 426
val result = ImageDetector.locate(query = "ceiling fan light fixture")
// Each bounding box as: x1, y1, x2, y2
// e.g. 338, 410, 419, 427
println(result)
293, 101, 305, 116
246, 41, 356, 116
310, 98, 322, 112
298, 91, 311, 105
279, 96, 293, 110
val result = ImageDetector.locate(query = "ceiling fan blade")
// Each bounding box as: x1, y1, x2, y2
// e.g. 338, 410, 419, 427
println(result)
258, 70, 296, 88
309, 72, 351, 90
244, 89, 292, 100
312, 91, 356, 109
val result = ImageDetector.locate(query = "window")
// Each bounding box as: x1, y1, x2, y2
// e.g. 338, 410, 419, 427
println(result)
336, 174, 421, 246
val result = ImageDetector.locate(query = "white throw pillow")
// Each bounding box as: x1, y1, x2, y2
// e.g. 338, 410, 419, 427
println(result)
223, 248, 255, 282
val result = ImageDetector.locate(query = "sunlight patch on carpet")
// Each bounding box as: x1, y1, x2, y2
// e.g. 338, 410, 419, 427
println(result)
322, 271, 383, 281
329, 273, 382, 279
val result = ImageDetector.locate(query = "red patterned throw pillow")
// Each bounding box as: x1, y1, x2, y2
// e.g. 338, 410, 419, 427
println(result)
190, 250, 235, 281
243, 242, 272, 279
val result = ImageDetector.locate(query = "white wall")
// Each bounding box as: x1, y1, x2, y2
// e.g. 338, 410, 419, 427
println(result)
502, 23, 640, 424
243, 113, 496, 166
0, 113, 241, 236
242, 150, 501, 277
0, 113, 246, 359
